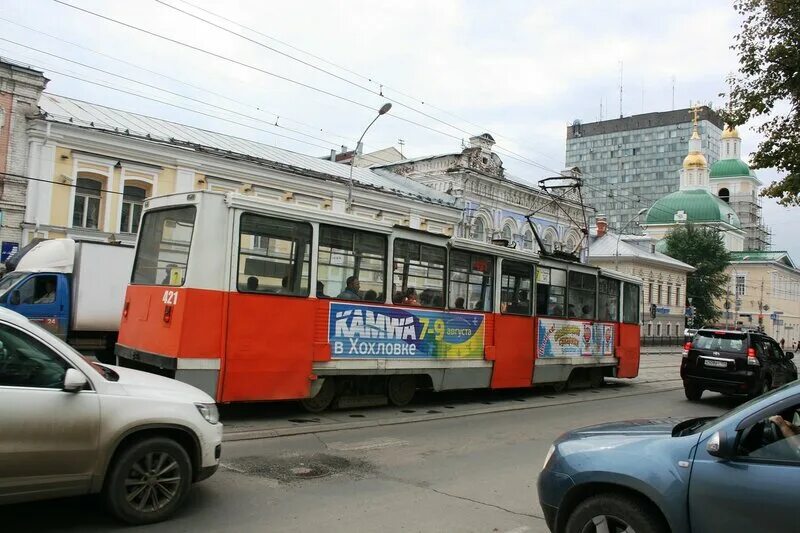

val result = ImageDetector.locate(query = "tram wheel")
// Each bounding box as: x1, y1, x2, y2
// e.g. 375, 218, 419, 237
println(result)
551, 380, 568, 393
590, 368, 605, 388
300, 377, 336, 413
387, 375, 416, 406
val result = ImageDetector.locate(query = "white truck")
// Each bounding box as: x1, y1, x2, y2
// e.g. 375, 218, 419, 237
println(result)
0, 239, 134, 362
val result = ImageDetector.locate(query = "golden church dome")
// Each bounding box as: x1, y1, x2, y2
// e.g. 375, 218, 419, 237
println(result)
721, 125, 740, 139
683, 151, 707, 169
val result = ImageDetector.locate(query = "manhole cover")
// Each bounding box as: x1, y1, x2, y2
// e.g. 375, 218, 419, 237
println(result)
288, 418, 320, 424
401, 409, 416, 413
426, 410, 441, 414
443, 405, 455, 409
223, 454, 372, 483
349, 414, 365, 418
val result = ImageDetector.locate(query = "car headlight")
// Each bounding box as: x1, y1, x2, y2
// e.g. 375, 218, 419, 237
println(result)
195, 402, 220, 424
542, 445, 556, 471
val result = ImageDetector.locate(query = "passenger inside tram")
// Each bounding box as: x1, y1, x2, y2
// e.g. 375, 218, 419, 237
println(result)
246, 276, 258, 291
336, 276, 361, 300
402, 287, 419, 305
454, 297, 465, 309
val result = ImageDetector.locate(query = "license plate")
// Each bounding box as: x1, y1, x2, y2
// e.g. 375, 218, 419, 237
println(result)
704, 359, 727, 368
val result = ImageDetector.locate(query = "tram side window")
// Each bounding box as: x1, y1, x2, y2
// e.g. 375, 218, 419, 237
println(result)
598, 276, 620, 322
237, 214, 311, 296
568, 271, 597, 319
500, 261, 533, 315
392, 239, 446, 307
131, 206, 196, 286
318, 225, 385, 302
535, 267, 566, 317
623, 282, 641, 324
449, 250, 493, 311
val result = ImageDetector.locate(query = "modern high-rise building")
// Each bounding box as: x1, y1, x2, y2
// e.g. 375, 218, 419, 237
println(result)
565, 106, 724, 230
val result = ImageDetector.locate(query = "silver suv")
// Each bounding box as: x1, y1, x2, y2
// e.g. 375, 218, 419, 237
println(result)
0, 307, 222, 524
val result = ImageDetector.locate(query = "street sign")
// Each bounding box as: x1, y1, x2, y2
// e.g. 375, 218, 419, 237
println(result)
1, 241, 19, 263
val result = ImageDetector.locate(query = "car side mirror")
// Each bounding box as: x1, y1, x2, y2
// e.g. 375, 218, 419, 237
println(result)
63, 368, 88, 393
9, 291, 20, 306
706, 431, 734, 459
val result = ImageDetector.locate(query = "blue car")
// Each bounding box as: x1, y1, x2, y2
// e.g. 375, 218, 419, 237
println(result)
538, 380, 800, 533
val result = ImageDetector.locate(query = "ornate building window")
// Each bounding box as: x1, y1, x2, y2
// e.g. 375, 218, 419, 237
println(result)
120, 184, 148, 234
473, 217, 486, 242
501, 223, 513, 241
523, 229, 534, 250
73, 176, 103, 229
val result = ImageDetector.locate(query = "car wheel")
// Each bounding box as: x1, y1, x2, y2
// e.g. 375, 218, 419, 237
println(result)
748, 376, 770, 399
104, 437, 193, 525
683, 382, 703, 401
565, 493, 668, 533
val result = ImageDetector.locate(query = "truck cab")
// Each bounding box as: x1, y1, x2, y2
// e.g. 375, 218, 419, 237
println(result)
0, 271, 70, 338
0, 239, 134, 362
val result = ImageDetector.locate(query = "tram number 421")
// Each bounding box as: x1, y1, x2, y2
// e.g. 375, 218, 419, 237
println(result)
162, 290, 179, 305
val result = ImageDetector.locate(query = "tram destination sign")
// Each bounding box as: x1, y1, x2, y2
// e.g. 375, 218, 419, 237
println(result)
328, 302, 485, 359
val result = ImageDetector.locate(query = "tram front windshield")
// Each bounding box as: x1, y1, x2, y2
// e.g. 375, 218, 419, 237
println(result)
131, 206, 197, 286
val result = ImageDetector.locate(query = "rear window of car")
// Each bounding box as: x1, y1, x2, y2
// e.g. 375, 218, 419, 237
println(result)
694, 331, 747, 352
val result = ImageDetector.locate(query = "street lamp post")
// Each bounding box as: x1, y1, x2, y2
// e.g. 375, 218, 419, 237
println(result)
346, 103, 392, 212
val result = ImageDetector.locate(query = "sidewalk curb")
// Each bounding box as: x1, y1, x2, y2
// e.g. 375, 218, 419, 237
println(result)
223, 381, 684, 442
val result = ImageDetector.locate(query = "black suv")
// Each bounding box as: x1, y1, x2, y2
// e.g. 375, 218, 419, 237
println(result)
680, 329, 797, 400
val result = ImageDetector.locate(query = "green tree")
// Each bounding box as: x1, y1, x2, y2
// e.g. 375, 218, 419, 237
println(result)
663, 224, 731, 327
721, 0, 800, 206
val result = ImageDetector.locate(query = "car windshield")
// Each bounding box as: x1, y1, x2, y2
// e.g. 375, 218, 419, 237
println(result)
0, 272, 27, 297
693, 331, 746, 352
682, 381, 800, 436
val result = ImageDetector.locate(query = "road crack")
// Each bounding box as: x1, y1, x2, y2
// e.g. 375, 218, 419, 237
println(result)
428, 486, 545, 521
379, 474, 544, 521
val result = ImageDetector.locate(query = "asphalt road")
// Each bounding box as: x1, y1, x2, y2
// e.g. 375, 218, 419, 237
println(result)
5, 382, 739, 532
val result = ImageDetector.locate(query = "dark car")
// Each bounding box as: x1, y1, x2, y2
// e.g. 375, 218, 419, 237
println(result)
680, 329, 797, 400
538, 380, 800, 533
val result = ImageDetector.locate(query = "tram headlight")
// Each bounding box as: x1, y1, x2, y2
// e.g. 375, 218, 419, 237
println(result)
195, 402, 220, 425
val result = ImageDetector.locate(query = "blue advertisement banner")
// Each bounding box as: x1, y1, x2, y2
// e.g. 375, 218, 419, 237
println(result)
328, 302, 485, 359
537, 318, 615, 357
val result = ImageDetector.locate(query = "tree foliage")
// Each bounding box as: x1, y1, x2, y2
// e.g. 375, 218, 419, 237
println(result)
720, 0, 800, 206
663, 224, 731, 327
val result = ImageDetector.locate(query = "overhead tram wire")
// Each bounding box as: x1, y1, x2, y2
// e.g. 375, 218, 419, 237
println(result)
0, 16, 350, 140
155, 0, 566, 172
41, 1, 690, 195
50, 0, 471, 146
0, 37, 341, 148
11, 58, 336, 151
1, 169, 128, 196
0, 16, 353, 143
168, 0, 562, 163
155, 0, 487, 138
52, 0, 569, 177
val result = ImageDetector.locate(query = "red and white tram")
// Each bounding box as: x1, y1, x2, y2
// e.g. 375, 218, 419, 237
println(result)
116, 191, 642, 411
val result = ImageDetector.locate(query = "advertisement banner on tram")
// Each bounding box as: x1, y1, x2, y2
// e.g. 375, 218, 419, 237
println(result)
329, 302, 485, 359
537, 318, 615, 357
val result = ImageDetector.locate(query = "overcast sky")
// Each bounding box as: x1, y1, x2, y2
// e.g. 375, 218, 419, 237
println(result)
1, 0, 797, 259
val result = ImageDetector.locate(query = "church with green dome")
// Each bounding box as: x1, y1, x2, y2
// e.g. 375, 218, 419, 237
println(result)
644, 109, 747, 252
